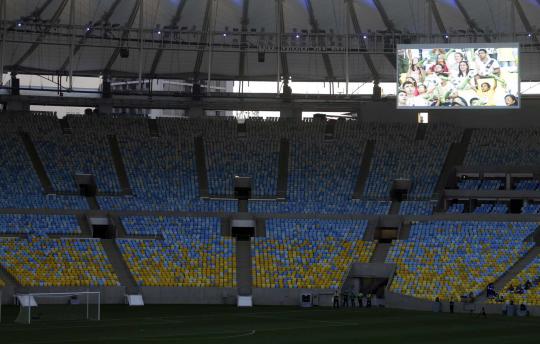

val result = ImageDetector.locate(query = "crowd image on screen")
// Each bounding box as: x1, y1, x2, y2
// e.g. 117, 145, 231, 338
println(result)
397, 47, 519, 108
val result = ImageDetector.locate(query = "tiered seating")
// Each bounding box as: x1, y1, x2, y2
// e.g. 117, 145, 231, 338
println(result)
249, 200, 390, 214
98, 117, 237, 212
386, 221, 537, 301
473, 203, 508, 214
117, 217, 235, 287
33, 133, 121, 193
522, 204, 540, 214
363, 140, 450, 199
0, 278, 4, 287
399, 201, 436, 216
458, 179, 503, 190
515, 180, 540, 191
464, 128, 540, 166
205, 138, 280, 196
480, 180, 504, 190
495, 256, 540, 305
252, 219, 374, 289
447, 203, 465, 213
0, 237, 119, 286
0, 214, 80, 235
0, 131, 87, 209
458, 179, 481, 190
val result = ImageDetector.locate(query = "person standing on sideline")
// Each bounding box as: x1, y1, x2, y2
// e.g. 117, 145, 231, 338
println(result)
349, 290, 356, 308
342, 290, 349, 308
449, 299, 455, 313
357, 291, 364, 308
333, 291, 340, 308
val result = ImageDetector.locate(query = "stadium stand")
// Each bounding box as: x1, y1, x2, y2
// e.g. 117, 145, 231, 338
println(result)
386, 221, 537, 301
252, 219, 374, 289
399, 201, 436, 215
205, 138, 280, 196
515, 180, 540, 191
0, 214, 80, 235
0, 237, 119, 286
447, 203, 465, 213
522, 203, 540, 214
32, 133, 121, 193
473, 203, 509, 214
0, 129, 87, 209
0, 278, 4, 287
359, 123, 461, 200
117, 217, 235, 287
464, 128, 540, 166
495, 256, 540, 306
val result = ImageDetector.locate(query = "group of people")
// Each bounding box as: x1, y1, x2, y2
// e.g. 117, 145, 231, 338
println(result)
397, 47, 519, 107
504, 279, 536, 295
332, 290, 374, 308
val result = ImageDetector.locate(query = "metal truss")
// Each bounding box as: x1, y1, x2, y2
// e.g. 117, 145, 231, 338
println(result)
2, 21, 539, 55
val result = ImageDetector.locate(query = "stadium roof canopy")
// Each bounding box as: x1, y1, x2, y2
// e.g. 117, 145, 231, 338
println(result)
1, 0, 540, 82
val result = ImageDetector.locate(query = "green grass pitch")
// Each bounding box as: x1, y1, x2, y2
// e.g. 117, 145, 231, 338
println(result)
2, 305, 540, 343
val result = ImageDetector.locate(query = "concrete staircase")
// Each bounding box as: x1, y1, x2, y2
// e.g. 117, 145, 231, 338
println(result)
85, 196, 100, 210
389, 201, 401, 215
324, 120, 336, 140
59, 117, 72, 134
370, 242, 392, 263
19, 131, 54, 194
148, 118, 159, 137
76, 215, 92, 237
236, 239, 253, 296
194, 136, 209, 198
415, 123, 427, 140
276, 138, 289, 199
101, 239, 138, 294
353, 140, 375, 199
476, 246, 540, 304
362, 220, 377, 241
433, 128, 474, 198
0, 264, 20, 288
399, 222, 411, 240
109, 135, 132, 195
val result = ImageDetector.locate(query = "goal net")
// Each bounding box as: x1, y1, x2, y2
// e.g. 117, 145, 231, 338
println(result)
15, 292, 100, 324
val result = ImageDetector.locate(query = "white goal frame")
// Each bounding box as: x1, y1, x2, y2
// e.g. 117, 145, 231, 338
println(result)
15, 291, 101, 324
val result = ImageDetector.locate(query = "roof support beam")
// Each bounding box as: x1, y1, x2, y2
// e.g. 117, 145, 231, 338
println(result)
427, 0, 446, 35
276, 0, 289, 79
149, 0, 188, 76
103, 0, 142, 75
30, 0, 55, 19
304, 0, 334, 81
370, 0, 396, 68
345, 0, 379, 81
13, 0, 70, 69
59, 0, 123, 72
238, 0, 249, 80
192, 0, 212, 82
454, 0, 491, 42
513, 0, 540, 47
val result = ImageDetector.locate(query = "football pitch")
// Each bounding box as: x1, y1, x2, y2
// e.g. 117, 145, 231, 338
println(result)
2, 305, 540, 344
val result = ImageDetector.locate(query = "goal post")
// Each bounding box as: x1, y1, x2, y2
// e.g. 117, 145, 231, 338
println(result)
15, 292, 101, 324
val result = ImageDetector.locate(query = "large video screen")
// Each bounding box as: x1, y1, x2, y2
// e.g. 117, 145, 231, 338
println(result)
396, 43, 519, 109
